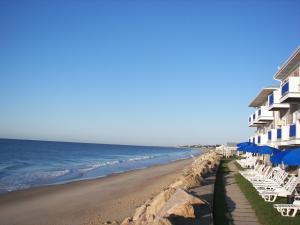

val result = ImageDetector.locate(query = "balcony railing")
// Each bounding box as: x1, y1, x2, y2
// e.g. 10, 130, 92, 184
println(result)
277, 128, 282, 139
290, 124, 296, 137
281, 82, 289, 96
268, 93, 274, 106
268, 131, 272, 140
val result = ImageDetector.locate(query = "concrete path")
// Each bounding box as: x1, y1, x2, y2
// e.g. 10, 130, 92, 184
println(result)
224, 161, 261, 225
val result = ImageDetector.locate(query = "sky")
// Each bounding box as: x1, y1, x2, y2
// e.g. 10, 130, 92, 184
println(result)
0, 0, 300, 146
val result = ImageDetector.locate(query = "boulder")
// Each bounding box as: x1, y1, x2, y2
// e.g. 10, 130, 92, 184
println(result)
132, 204, 147, 221
145, 187, 176, 217
167, 203, 195, 218
169, 179, 184, 189
157, 189, 205, 218
120, 217, 132, 225
182, 173, 203, 190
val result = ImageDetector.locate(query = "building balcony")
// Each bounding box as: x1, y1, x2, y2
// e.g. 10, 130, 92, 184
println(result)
279, 77, 300, 103
257, 106, 274, 121
248, 113, 257, 127
257, 133, 268, 146
277, 123, 300, 147
267, 129, 277, 143
248, 136, 258, 144
248, 106, 273, 127
268, 89, 289, 111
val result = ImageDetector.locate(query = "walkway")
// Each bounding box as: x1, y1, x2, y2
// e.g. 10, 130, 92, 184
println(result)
224, 161, 261, 225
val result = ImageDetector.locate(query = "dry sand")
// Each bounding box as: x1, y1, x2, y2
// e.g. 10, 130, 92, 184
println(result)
0, 158, 193, 225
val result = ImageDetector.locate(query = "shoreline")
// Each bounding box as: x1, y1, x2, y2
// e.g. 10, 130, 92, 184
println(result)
0, 156, 199, 196
0, 157, 194, 225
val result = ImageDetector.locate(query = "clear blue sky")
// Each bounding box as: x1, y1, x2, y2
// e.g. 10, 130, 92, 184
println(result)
0, 0, 300, 146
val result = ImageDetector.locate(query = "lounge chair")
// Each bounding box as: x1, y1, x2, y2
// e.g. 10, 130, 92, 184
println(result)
273, 196, 300, 217
259, 176, 300, 202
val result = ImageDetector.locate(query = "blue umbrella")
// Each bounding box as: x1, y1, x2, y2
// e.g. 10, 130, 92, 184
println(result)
281, 148, 300, 166
270, 149, 291, 164
256, 146, 280, 155
237, 142, 256, 148
241, 144, 259, 153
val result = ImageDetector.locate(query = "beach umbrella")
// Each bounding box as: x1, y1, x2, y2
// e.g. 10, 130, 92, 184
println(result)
281, 148, 300, 166
256, 146, 280, 155
270, 150, 290, 165
241, 144, 259, 153
237, 142, 256, 148
237, 142, 256, 152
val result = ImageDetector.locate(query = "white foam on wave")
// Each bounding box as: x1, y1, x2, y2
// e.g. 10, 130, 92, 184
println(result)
78, 156, 157, 173
0, 169, 70, 193
127, 155, 155, 161
78, 160, 121, 173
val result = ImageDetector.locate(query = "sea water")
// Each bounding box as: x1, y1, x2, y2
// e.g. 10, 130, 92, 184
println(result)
0, 139, 201, 194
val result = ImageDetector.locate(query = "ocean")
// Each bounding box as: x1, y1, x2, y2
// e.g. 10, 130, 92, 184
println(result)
0, 139, 201, 194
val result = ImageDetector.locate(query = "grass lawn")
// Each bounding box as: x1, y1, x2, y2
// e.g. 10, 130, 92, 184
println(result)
213, 159, 233, 225
234, 162, 300, 225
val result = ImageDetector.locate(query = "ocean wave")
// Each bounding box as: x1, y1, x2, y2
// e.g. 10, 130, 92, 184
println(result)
0, 169, 70, 193
127, 155, 156, 161
77, 155, 157, 173
78, 160, 121, 173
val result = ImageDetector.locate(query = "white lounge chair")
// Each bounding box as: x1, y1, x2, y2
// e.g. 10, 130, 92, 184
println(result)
273, 196, 300, 217
240, 164, 264, 178
253, 169, 288, 189
259, 176, 300, 202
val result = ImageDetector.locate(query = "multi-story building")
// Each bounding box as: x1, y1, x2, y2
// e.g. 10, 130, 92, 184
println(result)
248, 46, 300, 150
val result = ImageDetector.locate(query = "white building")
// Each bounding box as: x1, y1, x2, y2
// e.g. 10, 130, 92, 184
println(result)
216, 142, 237, 158
248, 46, 300, 150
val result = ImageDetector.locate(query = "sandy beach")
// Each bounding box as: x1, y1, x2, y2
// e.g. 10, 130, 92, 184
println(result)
0, 158, 193, 225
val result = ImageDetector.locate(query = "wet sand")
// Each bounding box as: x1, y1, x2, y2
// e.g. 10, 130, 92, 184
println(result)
0, 158, 193, 225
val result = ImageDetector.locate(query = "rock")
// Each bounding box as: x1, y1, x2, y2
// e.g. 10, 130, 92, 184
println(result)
132, 204, 147, 221
167, 203, 195, 218
146, 188, 176, 217
169, 179, 184, 189
120, 217, 132, 225
182, 173, 203, 189
157, 189, 205, 218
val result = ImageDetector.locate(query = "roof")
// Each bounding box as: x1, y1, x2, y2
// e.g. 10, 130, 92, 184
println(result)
274, 46, 300, 80
248, 87, 278, 107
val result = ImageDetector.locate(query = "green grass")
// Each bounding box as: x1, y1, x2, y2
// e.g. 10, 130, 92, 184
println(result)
213, 159, 234, 225
234, 160, 244, 171
234, 167, 300, 225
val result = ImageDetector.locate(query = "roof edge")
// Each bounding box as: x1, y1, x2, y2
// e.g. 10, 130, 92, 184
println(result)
274, 46, 300, 80
248, 86, 278, 107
